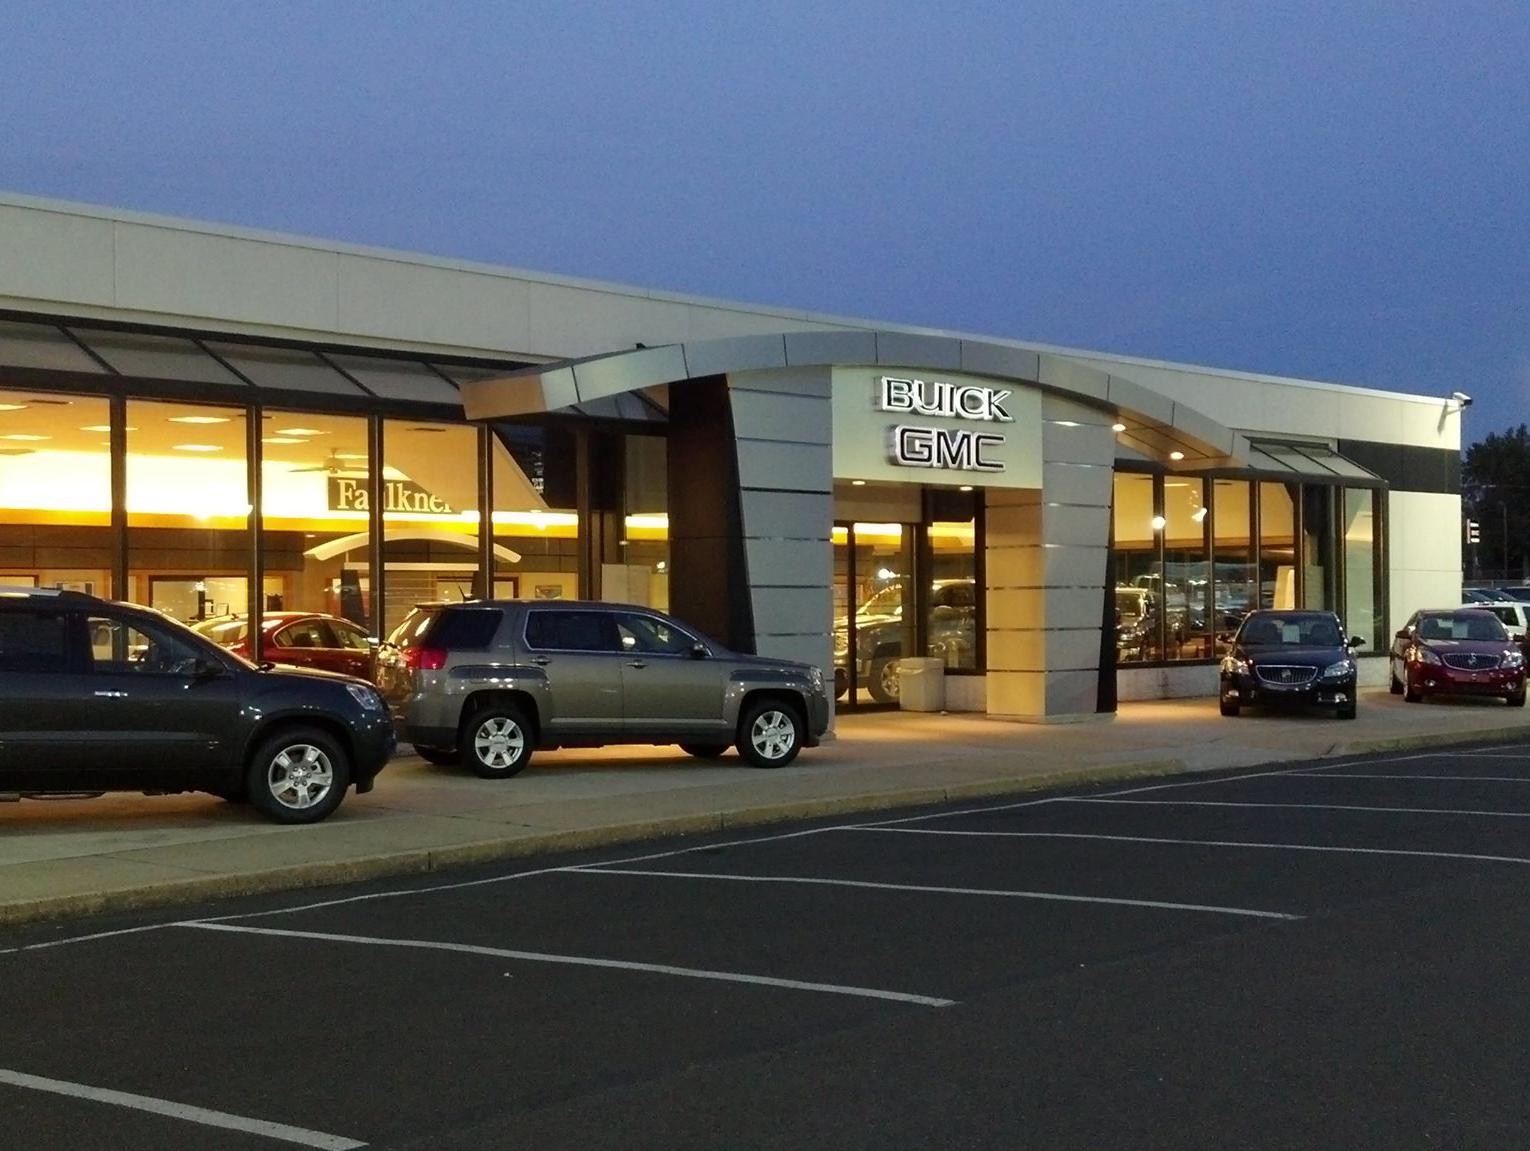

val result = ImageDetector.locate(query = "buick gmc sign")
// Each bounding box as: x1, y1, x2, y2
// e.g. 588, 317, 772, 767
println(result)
877, 376, 1012, 473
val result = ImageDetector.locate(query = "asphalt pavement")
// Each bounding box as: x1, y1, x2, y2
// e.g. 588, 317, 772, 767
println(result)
5, 739, 1530, 1148
4, 688, 1530, 929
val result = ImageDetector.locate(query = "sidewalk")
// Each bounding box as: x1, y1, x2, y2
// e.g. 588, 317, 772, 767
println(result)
4, 691, 1529, 926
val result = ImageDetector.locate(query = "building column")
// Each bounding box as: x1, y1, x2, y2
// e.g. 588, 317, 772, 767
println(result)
985, 397, 1114, 721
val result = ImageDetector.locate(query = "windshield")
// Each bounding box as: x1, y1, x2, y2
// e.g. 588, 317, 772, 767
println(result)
1417, 613, 1509, 642
1238, 614, 1343, 647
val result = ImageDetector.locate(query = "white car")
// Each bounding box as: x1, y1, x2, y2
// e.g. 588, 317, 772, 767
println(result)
1462, 601, 1530, 641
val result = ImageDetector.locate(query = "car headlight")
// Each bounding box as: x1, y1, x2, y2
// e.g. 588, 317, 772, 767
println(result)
345, 683, 385, 711
1221, 657, 1249, 675
1320, 659, 1355, 680
1411, 645, 1442, 665
808, 665, 825, 692
1501, 649, 1525, 669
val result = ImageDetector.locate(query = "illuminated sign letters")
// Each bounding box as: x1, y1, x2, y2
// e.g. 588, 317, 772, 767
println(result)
891, 425, 1005, 472
877, 376, 1012, 473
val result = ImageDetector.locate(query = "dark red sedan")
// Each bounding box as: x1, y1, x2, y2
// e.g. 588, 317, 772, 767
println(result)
1389, 608, 1527, 706
193, 611, 377, 679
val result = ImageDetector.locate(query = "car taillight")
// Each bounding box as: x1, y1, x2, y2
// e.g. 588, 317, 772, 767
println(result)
404, 646, 447, 671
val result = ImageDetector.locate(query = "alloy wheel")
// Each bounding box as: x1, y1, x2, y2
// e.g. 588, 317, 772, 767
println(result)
266, 744, 335, 810
474, 716, 525, 770
749, 709, 797, 762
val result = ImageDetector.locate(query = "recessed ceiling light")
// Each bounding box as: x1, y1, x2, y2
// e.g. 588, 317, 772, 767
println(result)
0, 433, 49, 442
1111, 422, 1127, 433
0, 403, 29, 412
851, 479, 866, 487
1169, 450, 1185, 461
276, 428, 325, 436
262, 437, 304, 445
959, 485, 974, 492
172, 444, 222, 452
81, 424, 138, 433
169, 415, 231, 425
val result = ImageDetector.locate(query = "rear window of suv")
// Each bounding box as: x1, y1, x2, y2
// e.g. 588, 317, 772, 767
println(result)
423, 607, 503, 651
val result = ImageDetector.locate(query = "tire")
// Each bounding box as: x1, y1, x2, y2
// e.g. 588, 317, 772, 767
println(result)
413, 745, 458, 766
1404, 682, 1422, 703
867, 658, 901, 704
1337, 701, 1357, 720
736, 699, 804, 768
1508, 690, 1526, 709
679, 743, 729, 760
1219, 696, 1240, 717
1389, 671, 1404, 695
245, 726, 350, 824
461, 703, 534, 779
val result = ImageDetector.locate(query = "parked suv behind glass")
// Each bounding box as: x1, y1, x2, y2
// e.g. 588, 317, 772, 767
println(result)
0, 587, 394, 823
386, 600, 830, 777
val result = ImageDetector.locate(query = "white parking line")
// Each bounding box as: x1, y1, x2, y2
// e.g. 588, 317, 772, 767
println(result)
846, 826, 1530, 866
1073, 798, 1530, 818
182, 921, 956, 1008
566, 866, 1301, 920
0, 1067, 364, 1149
1287, 772, 1530, 784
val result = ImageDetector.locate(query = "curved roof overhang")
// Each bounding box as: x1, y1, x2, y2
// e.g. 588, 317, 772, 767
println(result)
461, 330, 1251, 471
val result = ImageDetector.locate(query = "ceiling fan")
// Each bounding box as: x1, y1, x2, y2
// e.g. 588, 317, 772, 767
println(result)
288, 449, 368, 474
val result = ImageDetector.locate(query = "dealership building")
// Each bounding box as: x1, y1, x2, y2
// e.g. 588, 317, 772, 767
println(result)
0, 192, 1463, 721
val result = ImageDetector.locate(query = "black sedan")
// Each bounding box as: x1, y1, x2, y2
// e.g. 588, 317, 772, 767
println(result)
1219, 609, 1364, 719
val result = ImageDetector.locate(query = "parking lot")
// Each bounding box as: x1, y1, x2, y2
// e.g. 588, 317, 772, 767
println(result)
6, 739, 1530, 1149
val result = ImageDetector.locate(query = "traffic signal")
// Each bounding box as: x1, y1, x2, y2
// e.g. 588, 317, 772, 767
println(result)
1466, 519, 1481, 544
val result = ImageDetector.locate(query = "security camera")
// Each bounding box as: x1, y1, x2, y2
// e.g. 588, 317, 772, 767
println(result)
1451, 391, 1473, 407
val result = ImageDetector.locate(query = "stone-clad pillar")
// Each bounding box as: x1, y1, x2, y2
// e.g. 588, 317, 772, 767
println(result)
985, 395, 1115, 720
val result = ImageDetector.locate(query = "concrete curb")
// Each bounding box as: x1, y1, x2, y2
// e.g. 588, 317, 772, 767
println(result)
2, 724, 1523, 928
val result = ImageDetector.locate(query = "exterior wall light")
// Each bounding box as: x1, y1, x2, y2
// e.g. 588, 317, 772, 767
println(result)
1169, 450, 1185, 461
1111, 422, 1127, 433
1150, 515, 1167, 531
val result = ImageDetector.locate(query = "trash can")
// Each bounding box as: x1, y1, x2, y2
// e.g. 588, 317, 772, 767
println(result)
897, 657, 946, 712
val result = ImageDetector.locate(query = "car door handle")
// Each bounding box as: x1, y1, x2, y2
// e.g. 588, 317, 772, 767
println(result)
627, 660, 647, 669
93, 690, 128, 698
530, 656, 551, 666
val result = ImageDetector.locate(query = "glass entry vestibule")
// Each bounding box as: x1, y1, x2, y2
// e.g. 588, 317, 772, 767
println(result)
832, 485, 982, 709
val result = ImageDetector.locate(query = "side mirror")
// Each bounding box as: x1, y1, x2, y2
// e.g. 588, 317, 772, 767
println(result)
1395, 629, 1411, 640
1347, 636, 1365, 650
690, 642, 710, 660
366, 636, 381, 648
193, 657, 226, 681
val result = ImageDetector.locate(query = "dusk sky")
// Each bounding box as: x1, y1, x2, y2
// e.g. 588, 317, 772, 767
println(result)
3, 1, 1526, 440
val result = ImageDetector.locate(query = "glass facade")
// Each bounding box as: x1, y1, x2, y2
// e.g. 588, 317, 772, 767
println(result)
1114, 470, 1384, 664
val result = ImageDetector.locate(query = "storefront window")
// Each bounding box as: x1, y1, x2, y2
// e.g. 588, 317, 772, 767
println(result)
1112, 472, 1159, 663
928, 516, 976, 671
382, 418, 480, 636
127, 399, 251, 620
1162, 478, 1210, 659
492, 423, 579, 604
616, 434, 668, 610
0, 387, 114, 598
1301, 485, 1336, 609
1343, 488, 1379, 650
1212, 479, 1255, 652
1259, 482, 1298, 609
259, 411, 372, 636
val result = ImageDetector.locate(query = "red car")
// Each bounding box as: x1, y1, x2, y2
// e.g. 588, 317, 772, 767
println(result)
1389, 608, 1527, 706
193, 611, 377, 679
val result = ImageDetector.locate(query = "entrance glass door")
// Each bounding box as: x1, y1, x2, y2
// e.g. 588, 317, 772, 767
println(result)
833, 521, 916, 707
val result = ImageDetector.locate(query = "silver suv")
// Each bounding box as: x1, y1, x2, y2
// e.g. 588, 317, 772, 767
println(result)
383, 600, 830, 777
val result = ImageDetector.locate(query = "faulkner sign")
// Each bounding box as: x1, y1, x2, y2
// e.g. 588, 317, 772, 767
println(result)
329, 477, 453, 514
878, 376, 1012, 473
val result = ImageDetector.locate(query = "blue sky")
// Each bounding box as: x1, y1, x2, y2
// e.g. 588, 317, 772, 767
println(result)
2, 1, 1526, 439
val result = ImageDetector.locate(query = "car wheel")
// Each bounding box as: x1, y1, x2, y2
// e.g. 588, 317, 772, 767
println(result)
462, 704, 534, 779
867, 658, 900, 704
413, 745, 458, 766
737, 699, 804, 768
1404, 681, 1422, 703
1508, 689, 1527, 708
1337, 701, 1357, 720
245, 726, 350, 824
679, 743, 729, 759
1219, 696, 1240, 717
1389, 671, 1403, 695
